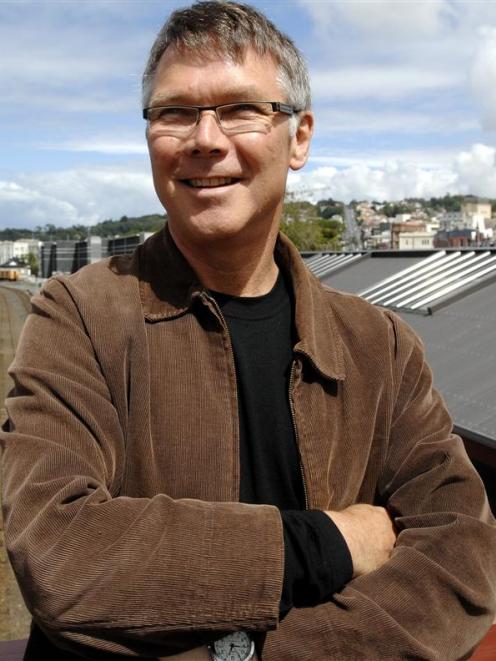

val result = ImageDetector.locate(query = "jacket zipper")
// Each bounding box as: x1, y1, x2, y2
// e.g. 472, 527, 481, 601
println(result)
200, 292, 240, 498
203, 292, 237, 373
289, 359, 309, 510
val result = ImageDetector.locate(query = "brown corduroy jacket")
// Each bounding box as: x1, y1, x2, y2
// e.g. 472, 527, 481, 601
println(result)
1, 225, 495, 661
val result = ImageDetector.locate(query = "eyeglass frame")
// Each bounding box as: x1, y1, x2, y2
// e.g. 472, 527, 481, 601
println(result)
142, 101, 301, 135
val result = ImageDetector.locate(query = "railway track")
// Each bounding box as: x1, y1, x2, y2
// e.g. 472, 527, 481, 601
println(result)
0, 285, 32, 640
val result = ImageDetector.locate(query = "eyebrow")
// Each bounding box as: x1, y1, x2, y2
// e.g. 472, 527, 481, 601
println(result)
148, 86, 270, 106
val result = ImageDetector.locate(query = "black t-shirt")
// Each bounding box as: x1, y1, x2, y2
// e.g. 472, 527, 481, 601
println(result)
210, 272, 352, 613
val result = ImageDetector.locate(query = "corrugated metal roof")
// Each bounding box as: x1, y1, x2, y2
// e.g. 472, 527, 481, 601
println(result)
360, 251, 496, 314
320, 254, 425, 294
399, 283, 496, 446
304, 252, 365, 279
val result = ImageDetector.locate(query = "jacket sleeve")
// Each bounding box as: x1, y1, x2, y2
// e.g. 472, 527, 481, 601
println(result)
0, 277, 284, 659
263, 311, 496, 661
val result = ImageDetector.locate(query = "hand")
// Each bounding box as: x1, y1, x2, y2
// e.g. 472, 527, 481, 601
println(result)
325, 504, 397, 578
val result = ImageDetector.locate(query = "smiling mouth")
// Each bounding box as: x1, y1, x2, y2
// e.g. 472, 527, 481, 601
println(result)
181, 177, 240, 188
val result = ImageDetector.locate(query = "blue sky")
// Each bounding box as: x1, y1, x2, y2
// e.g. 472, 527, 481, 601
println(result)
1, 0, 496, 229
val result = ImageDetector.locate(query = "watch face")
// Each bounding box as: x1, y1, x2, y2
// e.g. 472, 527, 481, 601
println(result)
213, 631, 253, 661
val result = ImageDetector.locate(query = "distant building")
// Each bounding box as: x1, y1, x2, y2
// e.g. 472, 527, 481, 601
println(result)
439, 211, 463, 230
0, 241, 14, 264
391, 221, 427, 250
367, 225, 392, 250
461, 196, 492, 222
433, 228, 492, 248
394, 213, 412, 223
13, 239, 40, 258
72, 236, 105, 272
0, 256, 30, 279
39, 233, 153, 278
398, 232, 434, 250
106, 233, 153, 257
426, 218, 440, 235
439, 197, 493, 244
40, 240, 80, 278
0, 239, 41, 276
0, 239, 40, 264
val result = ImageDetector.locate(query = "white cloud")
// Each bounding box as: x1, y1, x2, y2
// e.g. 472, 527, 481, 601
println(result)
299, 0, 454, 39
469, 27, 496, 131
0, 181, 80, 229
288, 163, 456, 203
453, 143, 496, 194
288, 143, 496, 202
0, 166, 161, 229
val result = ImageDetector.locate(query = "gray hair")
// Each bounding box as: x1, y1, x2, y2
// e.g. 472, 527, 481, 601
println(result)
142, 1, 311, 135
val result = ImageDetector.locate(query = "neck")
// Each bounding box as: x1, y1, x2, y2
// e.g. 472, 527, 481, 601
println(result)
169, 223, 280, 297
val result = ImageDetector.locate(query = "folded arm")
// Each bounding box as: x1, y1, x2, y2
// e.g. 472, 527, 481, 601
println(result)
0, 278, 284, 658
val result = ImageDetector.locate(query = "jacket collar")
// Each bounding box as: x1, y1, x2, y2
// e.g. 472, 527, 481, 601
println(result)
129, 223, 202, 320
275, 234, 345, 382
131, 223, 345, 381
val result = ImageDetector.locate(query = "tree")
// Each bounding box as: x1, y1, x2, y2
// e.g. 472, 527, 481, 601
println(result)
280, 198, 344, 250
319, 218, 343, 249
280, 219, 326, 251
316, 198, 344, 221
282, 200, 319, 224
21, 252, 39, 277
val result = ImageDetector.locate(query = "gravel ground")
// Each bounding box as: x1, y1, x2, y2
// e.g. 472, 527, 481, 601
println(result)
0, 286, 32, 641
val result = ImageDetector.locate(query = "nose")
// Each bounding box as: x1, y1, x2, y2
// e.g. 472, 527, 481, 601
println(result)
187, 110, 230, 156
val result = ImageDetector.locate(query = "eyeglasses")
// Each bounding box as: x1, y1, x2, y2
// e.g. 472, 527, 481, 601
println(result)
142, 101, 300, 136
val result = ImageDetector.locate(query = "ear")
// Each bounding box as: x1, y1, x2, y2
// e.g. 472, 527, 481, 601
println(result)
289, 111, 314, 171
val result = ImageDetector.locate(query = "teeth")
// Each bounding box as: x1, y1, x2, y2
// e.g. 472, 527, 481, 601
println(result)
188, 177, 234, 188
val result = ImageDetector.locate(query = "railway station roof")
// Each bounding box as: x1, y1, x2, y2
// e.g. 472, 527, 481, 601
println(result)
0, 257, 26, 270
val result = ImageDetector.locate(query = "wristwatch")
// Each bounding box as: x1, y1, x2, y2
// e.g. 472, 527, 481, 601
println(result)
208, 632, 255, 661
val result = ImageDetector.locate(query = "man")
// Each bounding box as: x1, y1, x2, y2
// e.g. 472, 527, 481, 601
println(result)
1, 2, 495, 660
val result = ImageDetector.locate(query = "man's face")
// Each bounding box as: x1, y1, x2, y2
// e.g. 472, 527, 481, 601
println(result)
146, 46, 313, 248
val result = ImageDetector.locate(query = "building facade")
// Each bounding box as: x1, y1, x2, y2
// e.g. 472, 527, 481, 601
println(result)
39, 233, 153, 278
